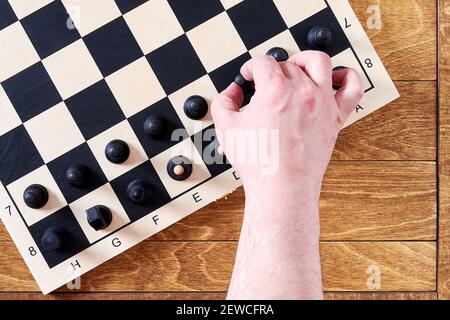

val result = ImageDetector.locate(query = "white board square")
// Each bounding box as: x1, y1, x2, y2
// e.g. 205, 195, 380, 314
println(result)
87, 120, 148, 181
69, 183, 130, 243
332, 48, 372, 91
106, 57, 166, 118
220, 0, 243, 10
7, 165, 67, 226
24, 102, 84, 163
0, 85, 21, 136
273, 0, 327, 28
0, 22, 40, 82
249, 30, 300, 58
187, 12, 247, 72
150, 139, 211, 198
62, 0, 121, 37
168, 75, 216, 136
8, 0, 54, 19
124, 0, 184, 55
43, 39, 102, 99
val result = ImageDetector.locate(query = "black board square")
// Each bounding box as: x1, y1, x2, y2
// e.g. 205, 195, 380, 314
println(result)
191, 125, 231, 177
227, 0, 287, 50
290, 7, 351, 57
2, 62, 62, 122
146, 34, 207, 95
209, 52, 251, 92
209, 53, 254, 107
128, 98, 188, 159
20, 0, 81, 59
29, 206, 91, 268
0, 0, 18, 31
66, 80, 125, 140
0, 125, 44, 185
84, 17, 143, 77
168, 0, 224, 32
114, 0, 147, 14
47, 143, 108, 204
110, 161, 171, 222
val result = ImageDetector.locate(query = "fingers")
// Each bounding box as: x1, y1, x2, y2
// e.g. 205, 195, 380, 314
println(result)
211, 82, 242, 129
333, 68, 364, 118
288, 51, 333, 88
240, 56, 284, 88
278, 61, 309, 81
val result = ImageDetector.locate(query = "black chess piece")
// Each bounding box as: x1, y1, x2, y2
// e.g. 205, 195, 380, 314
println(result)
66, 164, 89, 187
41, 226, 66, 251
207, 139, 224, 158
234, 73, 249, 88
307, 26, 333, 49
23, 184, 48, 209
235, 74, 254, 93
167, 156, 193, 181
332, 66, 347, 90
184, 95, 208, 120
143, 115, 165, 138
86, 205, 112, 231
105, 140, 130, 164
266, 47, 289, 62
127, 180, 152, 204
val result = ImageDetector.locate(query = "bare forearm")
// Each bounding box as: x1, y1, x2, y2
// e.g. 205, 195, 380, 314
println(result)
227, 179, 323, 300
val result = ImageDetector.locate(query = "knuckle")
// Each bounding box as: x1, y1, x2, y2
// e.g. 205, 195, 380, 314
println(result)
301, 85, 318, 106
310, 51, 331, 64
266, 73, 286, 90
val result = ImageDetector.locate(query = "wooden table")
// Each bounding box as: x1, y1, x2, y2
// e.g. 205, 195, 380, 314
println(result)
0, 0, 449, 300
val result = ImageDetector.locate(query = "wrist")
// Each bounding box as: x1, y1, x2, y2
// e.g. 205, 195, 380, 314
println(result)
243, 175, 322, 231
242, 171, 323, 202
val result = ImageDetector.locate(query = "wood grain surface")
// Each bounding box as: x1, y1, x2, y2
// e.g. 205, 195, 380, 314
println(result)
0, 292, 438, 300
0, 162, 437, 241
438, 0, 450, 300
0, 241, 436, 292
0, 0, 441, 300
349, 0, 436, 81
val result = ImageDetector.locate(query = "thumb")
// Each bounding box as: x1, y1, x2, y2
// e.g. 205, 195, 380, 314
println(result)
211, 82, 242, 131
333, 68, 364, 120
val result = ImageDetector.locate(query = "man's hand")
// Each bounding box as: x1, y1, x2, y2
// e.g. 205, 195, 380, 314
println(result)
212, 51, 363, 192
211, 51, 364, 300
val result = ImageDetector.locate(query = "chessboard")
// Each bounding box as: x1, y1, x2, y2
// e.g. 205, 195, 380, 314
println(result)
0, 0, 399, 294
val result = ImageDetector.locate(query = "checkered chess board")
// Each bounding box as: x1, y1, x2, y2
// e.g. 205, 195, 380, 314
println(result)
0, 0, 399, 294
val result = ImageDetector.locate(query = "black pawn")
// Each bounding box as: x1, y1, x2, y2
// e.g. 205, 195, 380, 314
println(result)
184, 95, 208, 120
307, 26, 333, 49
23, 184, 48, 209
234, 73, 249, 88
86, 205, 112, 231
234, 74, 255, 98
105, 140, 130, 164
66, 165, 89, 187
41, 226, 66, 251
167, 156, 193, 181
266, 47, 289, 62
127, 180, 152, 204
144, 115, 165, 138
332, 66, 346, 91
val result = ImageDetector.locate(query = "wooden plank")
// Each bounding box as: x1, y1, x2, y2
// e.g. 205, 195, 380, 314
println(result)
0, 241, 436, 292
319, 161, 436, 240
0, 292, 436, 300
146, 161, 436, 241
0, 162, 436, 241
324, 292, 437, 300
350, 0, 437, 81
0, 292, 226, 300
438, 0, 450, 300
333, 82, 436, 161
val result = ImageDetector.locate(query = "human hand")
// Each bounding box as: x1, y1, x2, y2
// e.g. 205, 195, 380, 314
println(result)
211, 51, 364, 196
